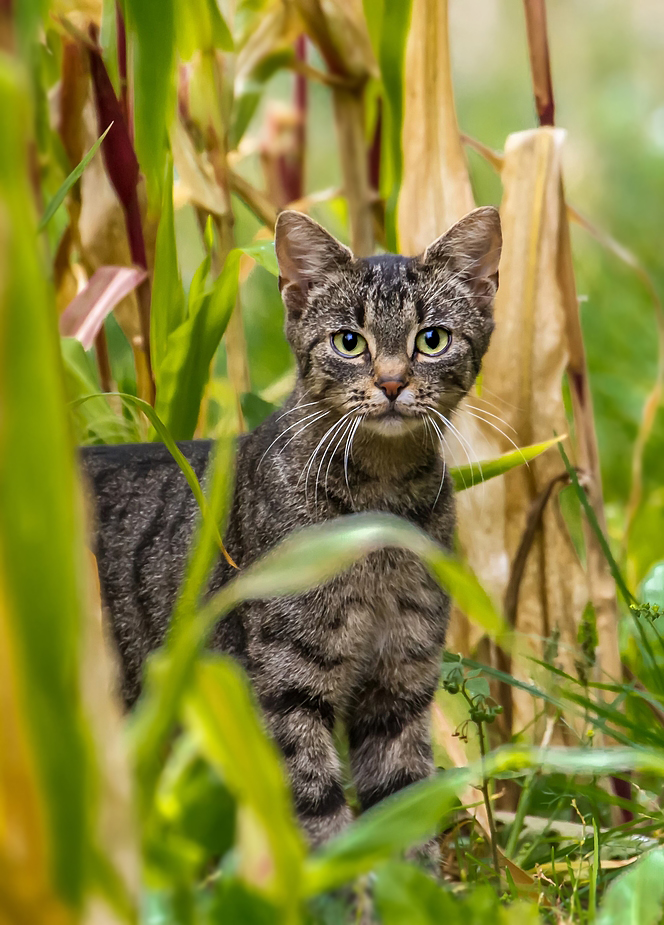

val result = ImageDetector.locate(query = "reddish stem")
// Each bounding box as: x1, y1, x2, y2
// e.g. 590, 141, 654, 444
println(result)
523, 0, 555, 127
87, 25, 154, 400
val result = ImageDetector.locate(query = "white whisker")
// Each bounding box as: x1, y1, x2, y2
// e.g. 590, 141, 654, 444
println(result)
298, 409, 357, 507
464, 403, 518, 435
278, 397, 322, 420
429, 406, 482, 485
428, 413, 459, 493
258, 408, 329, 469
318, 414, 356, 507
344, 416, 363, 508
462, 407, 527, 461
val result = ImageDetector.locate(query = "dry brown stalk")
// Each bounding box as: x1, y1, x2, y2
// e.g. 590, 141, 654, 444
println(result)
398, 0, 474, 254
523, 0, 555, 127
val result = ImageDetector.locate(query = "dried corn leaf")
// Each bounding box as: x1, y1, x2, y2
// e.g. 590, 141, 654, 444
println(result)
463, 128, 590, 732
171, 116, 228, 217
397, 0, 474, 254
395, 0, 494, 659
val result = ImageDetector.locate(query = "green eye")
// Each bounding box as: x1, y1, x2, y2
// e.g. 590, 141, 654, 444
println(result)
332, 330, 367, 358
416, 327, 451, 357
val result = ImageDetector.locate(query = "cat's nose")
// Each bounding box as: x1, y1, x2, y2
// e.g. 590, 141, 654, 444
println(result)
376, 377, 407, 401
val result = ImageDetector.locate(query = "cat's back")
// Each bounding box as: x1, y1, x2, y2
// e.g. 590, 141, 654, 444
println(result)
81, 439, 216, 703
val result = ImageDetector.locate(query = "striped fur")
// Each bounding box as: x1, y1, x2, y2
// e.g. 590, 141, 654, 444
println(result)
83, 208, 501, 846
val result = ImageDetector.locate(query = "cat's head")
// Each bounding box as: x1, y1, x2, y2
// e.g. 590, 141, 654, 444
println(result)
275, 207, 501, 436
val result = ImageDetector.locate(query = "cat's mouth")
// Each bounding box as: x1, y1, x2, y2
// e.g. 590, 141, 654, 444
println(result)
363, 407, 422, 435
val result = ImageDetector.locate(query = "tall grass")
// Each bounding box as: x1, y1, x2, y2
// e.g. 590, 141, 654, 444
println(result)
1, 1, 664, 923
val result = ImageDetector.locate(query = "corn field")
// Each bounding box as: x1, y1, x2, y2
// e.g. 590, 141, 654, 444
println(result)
2, 0, 664, 922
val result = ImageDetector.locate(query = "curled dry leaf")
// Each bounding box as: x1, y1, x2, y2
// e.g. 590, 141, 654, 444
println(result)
171, 116, 228, 217
59, 265, 148, 349
295, 0, 377, 80
235, 0, 300, 85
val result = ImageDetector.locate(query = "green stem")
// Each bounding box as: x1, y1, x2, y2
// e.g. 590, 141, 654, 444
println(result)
505, 769, 535, 859
476, 718, 501, 882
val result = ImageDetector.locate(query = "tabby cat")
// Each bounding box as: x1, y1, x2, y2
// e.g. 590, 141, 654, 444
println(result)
82, 206, 502, 847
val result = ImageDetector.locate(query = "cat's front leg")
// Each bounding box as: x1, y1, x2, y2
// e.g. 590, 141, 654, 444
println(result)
248, 597, 353, 847
345, 653, 440, 812
260, 683, 352, 846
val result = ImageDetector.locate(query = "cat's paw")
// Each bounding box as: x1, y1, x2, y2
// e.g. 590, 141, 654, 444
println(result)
301, 802, 354, 849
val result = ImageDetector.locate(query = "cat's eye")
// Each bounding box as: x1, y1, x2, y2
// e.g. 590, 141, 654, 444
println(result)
332, 330, 367, 358
415, 327, 451, 357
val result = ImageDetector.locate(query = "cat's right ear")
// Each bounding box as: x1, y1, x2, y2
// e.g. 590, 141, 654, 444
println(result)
275, 211, 352, 319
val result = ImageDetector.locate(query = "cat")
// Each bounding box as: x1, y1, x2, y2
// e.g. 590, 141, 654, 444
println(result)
82, 206, 501, 847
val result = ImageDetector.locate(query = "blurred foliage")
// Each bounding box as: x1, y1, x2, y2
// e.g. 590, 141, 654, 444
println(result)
3, 0, 664, 923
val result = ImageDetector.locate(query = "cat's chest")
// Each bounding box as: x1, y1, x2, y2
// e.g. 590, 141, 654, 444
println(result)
328, 548, 447, 649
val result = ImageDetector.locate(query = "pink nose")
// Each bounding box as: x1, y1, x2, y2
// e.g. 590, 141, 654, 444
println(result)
377, 378, 406, 401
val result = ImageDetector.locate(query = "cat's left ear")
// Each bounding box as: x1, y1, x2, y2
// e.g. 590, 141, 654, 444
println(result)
422, 206, 502, 292
275, 210, 353, 319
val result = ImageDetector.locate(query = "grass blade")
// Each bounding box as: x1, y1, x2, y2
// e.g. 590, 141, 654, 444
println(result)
450, 435, 564, 491
37, 122, 112, 231
72, 392, 237, 569
558, 441, 635, 607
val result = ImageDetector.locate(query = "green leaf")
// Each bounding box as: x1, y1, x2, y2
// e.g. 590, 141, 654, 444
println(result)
373, 862, 457, 925
38, 122, 112, 231
175, 0, 233, 59
125, 0, 176, 202
558, 441, 636, 606
450, 436, 564, 490
0, 58, 94, 906
130, 512, 504, 844
241, 240, 279, 277
61, 338, 138, 444
241, 391, 277, 430
206, 514, 505, 641
130, 431, 236, 809
597, 849, 664, 925
155, 249, 241, 440
364, 0, 413, 250
151, 156, 186, 380
303, 769, 469, 894
210, 878, 280, 925
641, 562, 664, 609
184, 658, 304, 910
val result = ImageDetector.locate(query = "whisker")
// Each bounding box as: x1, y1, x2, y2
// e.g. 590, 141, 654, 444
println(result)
278, 397, 322, 420
464, 403, 518, 435
461, 407, 527, 461
318, 414, 357, 507
277, 411, 331, 460
429, 406, 482, 484
475, 385, 523, 414
428, 413, 461, 492
258, 408, 329, 469
427, 414, 447, 509
344, 416, 363, 508
299, 409, 357, 506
